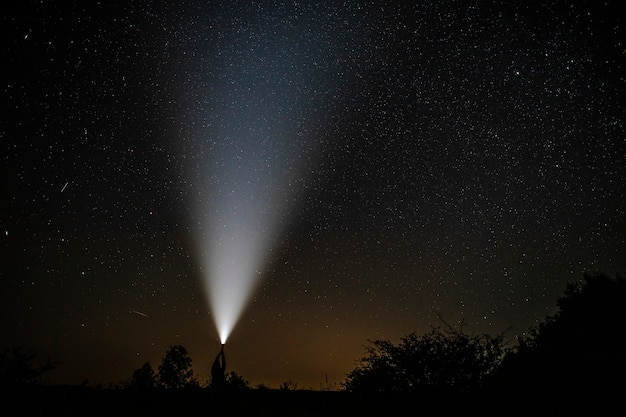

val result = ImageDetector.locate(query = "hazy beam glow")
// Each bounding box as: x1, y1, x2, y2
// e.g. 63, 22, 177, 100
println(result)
200, 169, 286, 344
190, 29, 313, 344
205, 219, 266, 344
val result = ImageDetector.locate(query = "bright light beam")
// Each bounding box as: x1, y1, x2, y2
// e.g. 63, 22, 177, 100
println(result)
195, 133, 298, 344
188, 24, 316, 344
201, 168, 287, 344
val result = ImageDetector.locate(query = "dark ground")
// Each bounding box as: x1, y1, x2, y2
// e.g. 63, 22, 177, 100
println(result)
0, 385, 617, 416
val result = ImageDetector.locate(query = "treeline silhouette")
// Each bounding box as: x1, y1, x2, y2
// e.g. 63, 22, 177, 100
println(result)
126, 344, 250, 392
343, 272, 625, 414
1, 272, 623, 415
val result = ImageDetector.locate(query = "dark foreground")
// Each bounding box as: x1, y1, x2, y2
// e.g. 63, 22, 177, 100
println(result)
0, 385, 616, 416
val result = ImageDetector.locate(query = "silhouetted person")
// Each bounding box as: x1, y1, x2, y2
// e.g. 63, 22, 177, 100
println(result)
211, 344, 226, 390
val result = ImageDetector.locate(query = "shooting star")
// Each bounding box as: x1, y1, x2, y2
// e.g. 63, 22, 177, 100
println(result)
131, 310, 149, 318
61, 181, 69, 193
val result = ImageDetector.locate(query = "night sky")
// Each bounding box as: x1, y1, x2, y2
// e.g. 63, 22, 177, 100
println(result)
2, 1, 624, 389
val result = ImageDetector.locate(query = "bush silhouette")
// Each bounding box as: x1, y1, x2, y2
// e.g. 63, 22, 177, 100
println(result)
223, 371, 250, 390
343, 320, 505, 394
279, 379, 299, 391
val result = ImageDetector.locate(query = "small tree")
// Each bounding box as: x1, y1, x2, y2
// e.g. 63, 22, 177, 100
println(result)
157, 345, 198, 389
0, 347, 56, 387
343, 321, 505, 394
126, 362, 157, 391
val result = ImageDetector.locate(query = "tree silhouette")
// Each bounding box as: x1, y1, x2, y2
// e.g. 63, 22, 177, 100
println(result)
157, 345, 198, 390
126, 362, 157, 391
495, 272, 626, 400
0, 347, 56, 387
343, 320, 505, 394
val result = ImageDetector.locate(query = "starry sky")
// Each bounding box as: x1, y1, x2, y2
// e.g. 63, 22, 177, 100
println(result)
2, 1, 624, 389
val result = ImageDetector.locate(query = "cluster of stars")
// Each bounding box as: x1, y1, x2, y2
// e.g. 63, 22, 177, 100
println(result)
1, 1, 623, 388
